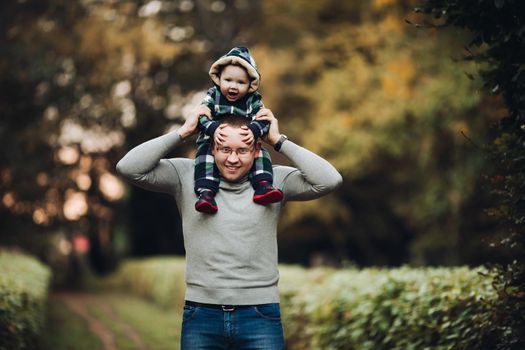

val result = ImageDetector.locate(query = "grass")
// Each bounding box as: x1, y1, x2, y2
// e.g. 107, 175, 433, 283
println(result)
39, 297, 102, 350
39, 293, 182, 350
106, 294, 182, 348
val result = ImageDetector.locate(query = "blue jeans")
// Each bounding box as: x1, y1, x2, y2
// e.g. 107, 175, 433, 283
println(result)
180, 302, 285, 349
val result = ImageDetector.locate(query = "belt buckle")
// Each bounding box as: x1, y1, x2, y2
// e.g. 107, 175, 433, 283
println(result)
222, 305, 235, 312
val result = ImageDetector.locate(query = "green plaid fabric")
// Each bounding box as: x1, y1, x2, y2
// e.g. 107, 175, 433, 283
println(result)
198, 87, 267, 138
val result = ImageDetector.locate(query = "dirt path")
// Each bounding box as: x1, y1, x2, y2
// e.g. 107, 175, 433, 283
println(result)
54, 292, 150, 350
96, 299, 150, 350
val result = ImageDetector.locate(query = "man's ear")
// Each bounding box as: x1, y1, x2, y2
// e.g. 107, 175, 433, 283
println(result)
254, 141, 262, 157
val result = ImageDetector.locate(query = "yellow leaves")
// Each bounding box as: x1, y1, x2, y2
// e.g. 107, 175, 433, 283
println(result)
451, 120, 469, 136
379, 14, 404, 34
282, 196, 350, 229
75, 15, 179, 84
448, 190, 461, 211
373, 0, 397, 9
252, 46, 296, 104
139, 19, 180, 60
387, 57, 416, 87
381, 57, 416, 99
311, 54, 371, 112
250, 0, 492, 232
341, 113, 355, 128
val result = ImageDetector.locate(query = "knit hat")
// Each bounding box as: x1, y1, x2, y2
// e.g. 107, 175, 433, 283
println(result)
209, 46, 260, 93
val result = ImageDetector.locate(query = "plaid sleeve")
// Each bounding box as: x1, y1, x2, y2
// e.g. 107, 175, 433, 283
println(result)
248, 93, 269, 139
198, 87, 219, 136
201, 86, 217, 110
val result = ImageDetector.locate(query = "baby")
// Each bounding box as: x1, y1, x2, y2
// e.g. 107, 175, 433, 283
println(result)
194, 46, 283, 214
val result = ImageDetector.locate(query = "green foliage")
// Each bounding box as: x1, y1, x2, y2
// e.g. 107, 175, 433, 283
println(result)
417, 0, 525, 350
254, 0, 499, 265
0, 0, 507, 269
413, 1, 525, 349
41, 293, 181, 350
0, 0, 261, 271
280, 265, 497, 350
93, 294, 182, 348
0, 249, 52, 350
100, 256, 186, 309
40, 298, 103, 350
487, 259, 525, 350
104, 257, 497, 349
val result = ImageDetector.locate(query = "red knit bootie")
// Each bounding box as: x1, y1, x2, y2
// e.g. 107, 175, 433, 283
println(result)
253, 181, 283, 205
195, 189, 218, 214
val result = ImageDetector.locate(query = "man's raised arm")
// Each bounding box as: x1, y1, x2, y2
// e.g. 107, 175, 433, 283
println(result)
115, 105, 208, 193
255, 108, 343, 201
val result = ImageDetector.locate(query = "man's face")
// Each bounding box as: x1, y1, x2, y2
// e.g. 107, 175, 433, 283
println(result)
219, 65, 250, 102
212, 125, 261, 182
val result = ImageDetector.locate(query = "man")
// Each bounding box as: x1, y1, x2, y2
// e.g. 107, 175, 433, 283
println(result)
116, 106, 342, 349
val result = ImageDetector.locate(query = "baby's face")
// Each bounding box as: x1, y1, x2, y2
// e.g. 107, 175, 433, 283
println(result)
219, 64, 250, 102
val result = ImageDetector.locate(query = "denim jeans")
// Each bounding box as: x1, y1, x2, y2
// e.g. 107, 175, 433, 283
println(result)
180, 302, 285, 350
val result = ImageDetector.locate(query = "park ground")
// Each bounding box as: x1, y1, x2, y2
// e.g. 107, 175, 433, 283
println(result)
40, 291, 182, 350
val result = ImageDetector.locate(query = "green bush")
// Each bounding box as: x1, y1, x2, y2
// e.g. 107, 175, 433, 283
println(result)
105, 258, 497, 349
279, 266, 496, 350
101, 256, 187, 309
0, 249, 52, 350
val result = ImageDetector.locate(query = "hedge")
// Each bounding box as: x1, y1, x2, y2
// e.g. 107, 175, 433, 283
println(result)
0, 249, 52, 350
101, 256, 187, 309
103, 257, 497, 349
279, 265, 496, 350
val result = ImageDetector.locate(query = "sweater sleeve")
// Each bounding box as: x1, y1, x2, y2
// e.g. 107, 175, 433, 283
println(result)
277, 140, 343, 201
115, 131, 184, 194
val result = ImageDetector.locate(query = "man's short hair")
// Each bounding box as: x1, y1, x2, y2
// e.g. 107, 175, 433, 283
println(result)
218, 114, 250, 128
211, 115, 257, 149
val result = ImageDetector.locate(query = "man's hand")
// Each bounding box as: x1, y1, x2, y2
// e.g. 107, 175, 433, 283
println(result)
177, 105, 211, 139
255, 108, 281, 146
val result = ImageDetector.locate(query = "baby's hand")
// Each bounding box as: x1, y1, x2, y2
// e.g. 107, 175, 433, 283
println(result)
240, 126, 254, 146
214, 124, 228, 145
198, 105, 212, 119
214, 124, 254, 146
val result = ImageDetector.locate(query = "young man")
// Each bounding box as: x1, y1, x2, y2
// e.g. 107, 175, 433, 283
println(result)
116, 106, 342, 349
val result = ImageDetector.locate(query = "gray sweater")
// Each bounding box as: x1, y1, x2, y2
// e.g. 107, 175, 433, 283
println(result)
116, 131, 342, 305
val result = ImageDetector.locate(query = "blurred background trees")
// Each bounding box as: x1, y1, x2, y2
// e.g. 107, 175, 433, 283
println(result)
0, 0, 510, 281
414, 1, 524, 348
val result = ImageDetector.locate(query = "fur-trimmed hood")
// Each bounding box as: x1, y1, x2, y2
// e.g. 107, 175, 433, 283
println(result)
209, 46, 260, 93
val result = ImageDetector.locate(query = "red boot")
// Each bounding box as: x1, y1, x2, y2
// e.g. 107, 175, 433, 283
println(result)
195, 190, 218, 214
253, 181, 283, 205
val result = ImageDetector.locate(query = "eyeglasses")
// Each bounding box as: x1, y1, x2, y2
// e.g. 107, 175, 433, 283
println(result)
216, 146, 254, 156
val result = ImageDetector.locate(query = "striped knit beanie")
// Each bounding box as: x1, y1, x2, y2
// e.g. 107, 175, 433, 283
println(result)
209, 46, 260, 93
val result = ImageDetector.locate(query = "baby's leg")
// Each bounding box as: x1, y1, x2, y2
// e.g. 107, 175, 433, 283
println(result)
194, 135, 220, 213
250, 146, 283, 205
